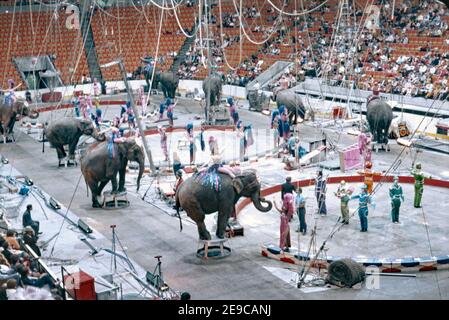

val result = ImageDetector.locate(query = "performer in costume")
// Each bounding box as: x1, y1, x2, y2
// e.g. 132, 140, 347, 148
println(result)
172, 151, 182, 177
315, 170, 327, 215
107, 128, 126, 159
295, 187, 307, 234
335, 181, 354, 224
158, 125, 169, 161
350, 184, 374, 232
159, 102, 166, 120
186, 123, 196, 164
357, 161, 382, 194
208, 136, 219, 155
272, 111, 280, 149
1, 79, 21, 106
274, 196, 293, 252
389, 175, 404, 223
166, 98, 175, 127
410, 163, 431, 208
72, 94, 80, 117
199, 127, 206, 152
138, 86, 148, 116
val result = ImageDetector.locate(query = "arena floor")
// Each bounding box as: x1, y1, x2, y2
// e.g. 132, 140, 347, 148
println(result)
2, 96, 449, 299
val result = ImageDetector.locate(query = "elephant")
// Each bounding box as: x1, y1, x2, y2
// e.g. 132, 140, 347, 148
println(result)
80, 138, 145, 208
366, 95, 393, 151
0, 98, 39, 143
271, 88, 306, 125
142, 67, 179, 99
153, 72, 179, 99
44, 118, 105, 167
175, 169, 272, 240
202, 76, 222, 106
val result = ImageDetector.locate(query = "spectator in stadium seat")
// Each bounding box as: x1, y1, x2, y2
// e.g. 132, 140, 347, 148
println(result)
17, 265, 56, 289
5, 230, 20, 250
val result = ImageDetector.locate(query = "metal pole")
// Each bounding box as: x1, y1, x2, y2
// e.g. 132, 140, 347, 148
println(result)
205, 0, 211, 124
117, 59, 156, 173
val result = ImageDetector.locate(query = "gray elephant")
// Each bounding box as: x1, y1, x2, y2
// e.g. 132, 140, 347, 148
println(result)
366, 95, 393, 150
0, 98, 39, 143
202, 76, 222, 106
271, 89, 306, 124
143, 67, 179, 99
175, 169, 272, 240
80, 138, 145, 208
154, 72, 179, 99
45, 118, 105, 167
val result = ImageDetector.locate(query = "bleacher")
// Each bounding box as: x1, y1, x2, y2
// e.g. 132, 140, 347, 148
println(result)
91, 4, 196, 81
0, 8, 89, 88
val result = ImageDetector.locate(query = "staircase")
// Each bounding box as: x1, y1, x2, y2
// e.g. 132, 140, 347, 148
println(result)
169, 25, 198, 73
80, 1, 103, 82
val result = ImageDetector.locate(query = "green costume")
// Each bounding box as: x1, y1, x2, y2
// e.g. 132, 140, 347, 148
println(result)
389, 178, 404, 223
335, 183, 350, 224
410, 163, 431, 208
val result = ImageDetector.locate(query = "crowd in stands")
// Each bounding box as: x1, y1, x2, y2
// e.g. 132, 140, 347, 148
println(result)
0, 204, 60, 300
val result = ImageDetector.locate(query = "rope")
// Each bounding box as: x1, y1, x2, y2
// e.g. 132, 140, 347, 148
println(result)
267, 0, 330, 17
48, 172, 84, 258
171, 0, 197, 38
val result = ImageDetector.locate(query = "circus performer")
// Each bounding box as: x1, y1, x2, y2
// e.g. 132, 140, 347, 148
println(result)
158, 125, 168, 161
410, 163, 431, 208
315, 170, 327, 216
93, 78, 101, 97
358, 131, 373, 164
138, 86, 148, 116
159, 102, 166, 120
112, 115, 121, 130
107, 127, 126, 159
199, 126, 205, 152
295, 187, 307, 234
126, 107, 136, 129
166, 98, 176, 127
389, 176, 404, 223
272, 111, 280, 149
274, 194, 293, 252
172, 151, 182, 177
85, 94, 93, 117
334, 181, 354, 224
1, 79, 21, 106
351, 184, 374, 232
72, 94, 80, 118
208, 136, 219, 155
186, 123, 196, 165
93, 108, 102, 129
79, 95, 89, 119
195, 155, 242, 193
227, 97, 239, 125
357, 161, 382, 194
279, 105, 290, 142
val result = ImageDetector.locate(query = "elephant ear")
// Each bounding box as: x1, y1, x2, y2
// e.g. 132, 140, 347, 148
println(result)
79, 119, 92, 131
232, 177, 244, 194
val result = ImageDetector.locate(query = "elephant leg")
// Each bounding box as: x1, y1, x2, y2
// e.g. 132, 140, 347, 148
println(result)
88, 181, 102, 208
55, 145, 67, 166
118, 169, 126, 192
216, 207, 233, 239
67, 142, 78, 166
110, 174, 118, 193
186, 203, 211, 240
97, 180, 109, 195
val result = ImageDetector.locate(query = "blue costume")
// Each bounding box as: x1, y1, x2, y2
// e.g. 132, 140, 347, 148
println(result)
315, 173, 327, 215
271, 110, 279, 128
73, 96, 80, 117
107, 131, 118, 159
351, 187, 372, 232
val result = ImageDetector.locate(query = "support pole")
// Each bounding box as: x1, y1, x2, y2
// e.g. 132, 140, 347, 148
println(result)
117, 59, 156, 173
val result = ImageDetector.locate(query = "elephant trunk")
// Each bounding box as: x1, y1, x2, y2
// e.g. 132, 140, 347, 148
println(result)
251, 192, 272, 212
136, 154, 145, 191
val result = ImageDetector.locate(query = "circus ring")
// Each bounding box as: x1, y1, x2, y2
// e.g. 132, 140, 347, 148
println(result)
18, 101, 278, 169
236, 175, 449, 273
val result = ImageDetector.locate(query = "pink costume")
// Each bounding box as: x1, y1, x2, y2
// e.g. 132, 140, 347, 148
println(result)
158, 126, 168, 161
79, 96, 89, 119
85, 95, 93, 118
279, 212, 291, 250
93, 78, 100, 97
138, 87, 147, 115
283, 193, 295, 221
358, 132, 372, 164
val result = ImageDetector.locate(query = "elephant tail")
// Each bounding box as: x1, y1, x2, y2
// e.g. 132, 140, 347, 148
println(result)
175, 194, 183, 232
